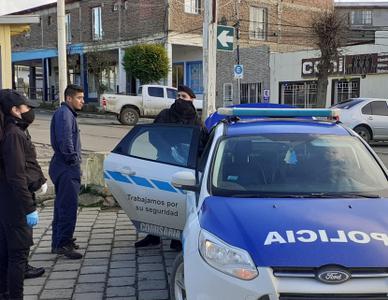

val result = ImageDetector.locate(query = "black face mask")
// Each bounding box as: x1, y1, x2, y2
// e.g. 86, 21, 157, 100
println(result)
173, 98, 196, 117
21, 109, 35, 125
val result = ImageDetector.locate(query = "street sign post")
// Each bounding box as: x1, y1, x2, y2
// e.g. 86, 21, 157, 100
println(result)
217, 25, 234, 52
263, 89, 270, 103
234, 64, 244, 79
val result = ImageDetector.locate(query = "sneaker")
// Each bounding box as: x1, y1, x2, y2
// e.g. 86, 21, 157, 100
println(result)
24, 264, 45, 279
54, 244, 83, 259
71, 237, 80, 250
135, 235, 160, 248
170, 239, 182, 251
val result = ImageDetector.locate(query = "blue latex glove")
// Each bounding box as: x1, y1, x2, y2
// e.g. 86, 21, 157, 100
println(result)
26, 211, 39, 227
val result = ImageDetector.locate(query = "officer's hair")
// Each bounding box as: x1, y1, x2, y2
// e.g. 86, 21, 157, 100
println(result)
65, 84, 84, 99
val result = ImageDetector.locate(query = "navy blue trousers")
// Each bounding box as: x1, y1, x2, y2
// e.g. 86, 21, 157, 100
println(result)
50, 161, 81, 249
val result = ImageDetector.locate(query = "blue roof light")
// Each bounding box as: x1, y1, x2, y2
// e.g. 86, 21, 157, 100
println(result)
217, 107, 340, 118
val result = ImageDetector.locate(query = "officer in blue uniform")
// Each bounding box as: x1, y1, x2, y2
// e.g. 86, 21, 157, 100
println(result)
49, 84, 84, 259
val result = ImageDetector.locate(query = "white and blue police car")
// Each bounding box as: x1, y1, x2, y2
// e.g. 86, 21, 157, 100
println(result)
104, 107, 388, 300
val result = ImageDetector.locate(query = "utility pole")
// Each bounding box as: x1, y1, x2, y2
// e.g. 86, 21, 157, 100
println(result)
235, 0, 241, 103
202, 0, 217, 121
57, 0, 67, 102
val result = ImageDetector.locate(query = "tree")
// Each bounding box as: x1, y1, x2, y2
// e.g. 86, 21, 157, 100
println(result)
311, 10, 347, 107
122, 44, 169, 85
87, 42, 115, 100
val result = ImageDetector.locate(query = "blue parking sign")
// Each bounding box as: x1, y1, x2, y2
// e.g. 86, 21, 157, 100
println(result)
234, 64, 244, 79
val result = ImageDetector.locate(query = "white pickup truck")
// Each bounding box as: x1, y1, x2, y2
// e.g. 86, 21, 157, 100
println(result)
100, 85, 203, 125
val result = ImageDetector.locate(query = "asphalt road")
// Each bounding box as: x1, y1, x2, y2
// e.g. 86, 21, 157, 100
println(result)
30, 111, 388, 167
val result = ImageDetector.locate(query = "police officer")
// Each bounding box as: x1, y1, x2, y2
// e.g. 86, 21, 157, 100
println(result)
49, 84, 84, 259
135, 85, 208, 250
0, 89, 46, 300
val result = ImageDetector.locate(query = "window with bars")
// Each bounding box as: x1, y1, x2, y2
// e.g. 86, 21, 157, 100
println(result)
350, 10, 372, 25
92, 6, 103, 40
332, 78, 360, 105
184, 0, 200, 14
240, 82, 261, 104
280, 81, 318, 108
249, 7, 267, 40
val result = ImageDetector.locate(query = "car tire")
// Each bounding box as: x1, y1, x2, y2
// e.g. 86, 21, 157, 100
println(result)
354, 126, 372, 143
170, 252, 186, 300
119, 107, 139, 125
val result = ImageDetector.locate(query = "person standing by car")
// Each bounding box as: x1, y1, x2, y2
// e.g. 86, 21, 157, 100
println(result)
49, 84, 84, 259
135, 85, 208, 250
0, 89, 46, 300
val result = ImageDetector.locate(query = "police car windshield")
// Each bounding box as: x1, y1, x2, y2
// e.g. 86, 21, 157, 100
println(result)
211, 134, 388, 198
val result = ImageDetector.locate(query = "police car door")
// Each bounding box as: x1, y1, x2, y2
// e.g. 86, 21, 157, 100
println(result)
104, 124, 200, 240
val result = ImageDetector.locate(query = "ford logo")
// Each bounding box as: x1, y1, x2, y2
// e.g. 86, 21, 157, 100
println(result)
316, 267, 351, 284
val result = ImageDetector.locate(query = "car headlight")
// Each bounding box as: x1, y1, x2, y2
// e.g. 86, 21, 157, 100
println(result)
198, 230, 258, 280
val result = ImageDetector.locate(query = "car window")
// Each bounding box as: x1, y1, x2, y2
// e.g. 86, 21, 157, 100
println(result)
167, 88, 177, 100
370, 101, 388, 116
148, 87, 164, 98
113, 125, 200, 168
334, 99, 363, 109
361, 103, 372, 115
211, 134, 388, 197
138, 86, 142, 95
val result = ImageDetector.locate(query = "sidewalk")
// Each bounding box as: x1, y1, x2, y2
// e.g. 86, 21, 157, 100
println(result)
26, 207, 178, 300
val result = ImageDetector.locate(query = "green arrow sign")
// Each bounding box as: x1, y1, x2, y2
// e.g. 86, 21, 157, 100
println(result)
217, 25, 234, 52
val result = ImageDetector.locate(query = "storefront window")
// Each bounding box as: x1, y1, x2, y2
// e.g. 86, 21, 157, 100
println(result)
240, 82, 261, 104
187, 61, 203, 94
172, 63, 184, 88
331, 78, 360, 105
280, 81, 318, 108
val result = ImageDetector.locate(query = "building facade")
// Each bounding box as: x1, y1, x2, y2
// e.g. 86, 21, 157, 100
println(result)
12, 0, 332, 106
335, 1, 388, 44
270, 32, 388, 108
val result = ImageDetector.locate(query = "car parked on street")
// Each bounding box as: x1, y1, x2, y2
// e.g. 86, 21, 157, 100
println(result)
100, 85, 203, 125
333, 98, 388, 142
104, 107, 388, 300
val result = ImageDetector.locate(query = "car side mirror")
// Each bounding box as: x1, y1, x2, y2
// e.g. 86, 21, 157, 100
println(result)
171, 171, 199, 192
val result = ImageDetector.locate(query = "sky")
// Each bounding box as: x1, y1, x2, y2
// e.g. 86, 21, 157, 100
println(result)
1, 0, 388, 16
0, 0, 55, 16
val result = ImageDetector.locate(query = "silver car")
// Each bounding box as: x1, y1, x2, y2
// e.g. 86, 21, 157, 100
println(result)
334, 98, 388, 142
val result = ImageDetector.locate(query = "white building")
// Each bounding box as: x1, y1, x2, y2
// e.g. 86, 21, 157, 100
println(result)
270, 32, 388, 108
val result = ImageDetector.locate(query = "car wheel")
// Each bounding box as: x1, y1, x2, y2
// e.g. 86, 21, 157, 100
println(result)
170, 252, 186, 300
119, 107, 139, 125
354, 126, 371, 143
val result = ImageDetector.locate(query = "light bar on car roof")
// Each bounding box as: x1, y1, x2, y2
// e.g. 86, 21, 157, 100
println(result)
217, 107, 340, 118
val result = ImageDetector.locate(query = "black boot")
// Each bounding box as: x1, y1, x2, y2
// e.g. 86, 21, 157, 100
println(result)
135, 235, 160, 248
24, 264, 45, 279
170, 239, 182, 251
0, 292, 9, 300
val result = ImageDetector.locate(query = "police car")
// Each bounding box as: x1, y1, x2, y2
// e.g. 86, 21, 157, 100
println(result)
104, 107, 388, 300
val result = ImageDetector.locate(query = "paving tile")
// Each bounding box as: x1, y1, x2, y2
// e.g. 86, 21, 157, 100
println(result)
72, 293, 104, 300
80, 265, 108, 274
138, 290, 169, 300
107, 276, 135, 287
109, 267, 136, 277
77, 273, 106, 283
82, 258, 110, 266
74, 282, 105, 293
106, 286, 136, 297
138, 279, 167, 291
40, 288, 74, 299
49, 271, 78, 280
45, 279, 76, 289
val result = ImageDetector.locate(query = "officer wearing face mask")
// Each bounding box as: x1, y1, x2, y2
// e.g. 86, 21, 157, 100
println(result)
0, 89, 46, 300
135, 85, 208, 250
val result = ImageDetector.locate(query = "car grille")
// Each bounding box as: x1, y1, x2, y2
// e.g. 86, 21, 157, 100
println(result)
272, 267, 388, 279
279, 294, 388, 300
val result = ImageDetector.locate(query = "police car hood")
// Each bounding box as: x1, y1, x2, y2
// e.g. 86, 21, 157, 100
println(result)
199, 196, 388, 267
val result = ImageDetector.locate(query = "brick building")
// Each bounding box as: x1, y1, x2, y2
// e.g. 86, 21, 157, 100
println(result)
335, 1, 388, 45
12, 0, 332, 106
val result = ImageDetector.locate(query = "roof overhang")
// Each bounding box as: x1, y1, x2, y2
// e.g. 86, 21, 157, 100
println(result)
335, 2, 388, 8
0, 15, 40, 25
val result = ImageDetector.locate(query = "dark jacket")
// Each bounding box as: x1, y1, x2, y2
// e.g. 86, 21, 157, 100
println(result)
50, 102, 81, 166
0, 116, 46, 224
154, 100, 209, 155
